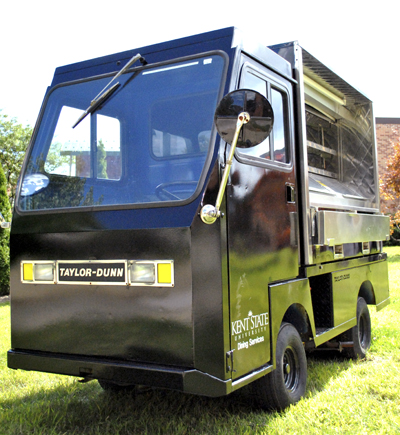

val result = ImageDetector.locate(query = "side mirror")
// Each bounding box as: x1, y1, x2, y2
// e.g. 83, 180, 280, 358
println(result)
200, 90, 274, 225
214, 89, 274, 147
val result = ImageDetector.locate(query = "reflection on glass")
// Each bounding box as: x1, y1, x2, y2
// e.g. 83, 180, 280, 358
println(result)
97, 115, 121, 180
45, 106, 91, 177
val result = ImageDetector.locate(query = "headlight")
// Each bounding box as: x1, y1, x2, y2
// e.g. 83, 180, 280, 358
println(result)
130, 262, 155, 284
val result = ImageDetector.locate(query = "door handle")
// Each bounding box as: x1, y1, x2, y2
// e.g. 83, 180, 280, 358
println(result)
286, 184, 295, 203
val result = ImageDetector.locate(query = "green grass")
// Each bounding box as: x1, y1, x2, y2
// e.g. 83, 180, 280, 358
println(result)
1, 248, 400, 434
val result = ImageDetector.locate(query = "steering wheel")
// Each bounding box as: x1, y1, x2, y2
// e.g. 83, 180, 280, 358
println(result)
155, 181, 197, 200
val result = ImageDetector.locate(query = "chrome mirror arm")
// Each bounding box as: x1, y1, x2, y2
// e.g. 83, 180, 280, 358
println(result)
200, 112, 250, 225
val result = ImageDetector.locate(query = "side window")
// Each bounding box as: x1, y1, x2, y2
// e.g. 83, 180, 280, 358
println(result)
240, 72, 271, 160
239, 68, 290, 165
44, 107, 122, 180
243, 72, 268, 97
306, 108, 339, 178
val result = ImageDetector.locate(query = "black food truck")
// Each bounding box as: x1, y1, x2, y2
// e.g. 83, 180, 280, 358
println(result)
7, 27, 390, 410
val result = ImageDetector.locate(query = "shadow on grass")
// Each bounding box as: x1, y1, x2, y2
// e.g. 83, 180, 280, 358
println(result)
384, 246, 400, 263
0, 353, 357, 435
0, 380, 267, 434
306, 350, 354, 395
387, 254, 400, 263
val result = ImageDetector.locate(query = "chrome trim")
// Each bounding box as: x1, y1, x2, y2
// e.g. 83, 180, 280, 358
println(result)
316, 211, 390, 246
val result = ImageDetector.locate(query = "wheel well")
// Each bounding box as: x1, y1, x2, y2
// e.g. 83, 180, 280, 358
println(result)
359, 280, 375, 305
282, 303, 312, 342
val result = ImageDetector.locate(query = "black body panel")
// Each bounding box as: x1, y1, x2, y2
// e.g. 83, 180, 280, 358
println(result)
11, 227, 193, 365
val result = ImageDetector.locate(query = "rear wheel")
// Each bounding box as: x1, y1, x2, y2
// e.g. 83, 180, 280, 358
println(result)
253, 322, 307, 410
343, 297, 371, 359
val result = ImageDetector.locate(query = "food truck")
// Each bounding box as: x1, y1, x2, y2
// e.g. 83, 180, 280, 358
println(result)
7, 27, 390, 410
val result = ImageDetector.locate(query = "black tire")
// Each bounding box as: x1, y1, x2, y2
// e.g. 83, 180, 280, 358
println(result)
98, 379, 136, 393
253, 322, 307, 410
343, 297, 371, 359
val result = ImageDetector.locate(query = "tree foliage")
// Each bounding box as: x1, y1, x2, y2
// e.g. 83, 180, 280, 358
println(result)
380, 141, 400, 235
0, 112, 32, 294
0, 163, 10, 295
0, 113, 32, 205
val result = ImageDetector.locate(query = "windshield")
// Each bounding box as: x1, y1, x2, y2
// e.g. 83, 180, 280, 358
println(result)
19, 53, 226, 211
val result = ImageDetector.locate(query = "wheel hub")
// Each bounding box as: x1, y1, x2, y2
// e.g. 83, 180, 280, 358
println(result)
283, 346, 299, 392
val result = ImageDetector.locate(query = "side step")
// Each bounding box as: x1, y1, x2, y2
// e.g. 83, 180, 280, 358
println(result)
313, 319, 355, 348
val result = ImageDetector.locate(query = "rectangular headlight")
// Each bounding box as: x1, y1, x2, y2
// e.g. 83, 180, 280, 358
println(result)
34, 263, 54, 281
130, 262, 155, 284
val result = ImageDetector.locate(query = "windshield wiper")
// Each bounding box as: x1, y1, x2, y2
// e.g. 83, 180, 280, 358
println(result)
72, 83, 120, 128
72, 53, 147, 128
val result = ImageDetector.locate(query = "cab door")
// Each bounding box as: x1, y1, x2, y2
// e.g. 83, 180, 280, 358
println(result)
227, 60, 299, 379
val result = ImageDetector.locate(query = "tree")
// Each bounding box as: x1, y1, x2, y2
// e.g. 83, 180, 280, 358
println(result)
44, 141, 70, 174
380, 141, 400, 237
0, 113, 33, 206
0, 163, 10, 295
0, 112, 32, 294
97, 140, 108, 179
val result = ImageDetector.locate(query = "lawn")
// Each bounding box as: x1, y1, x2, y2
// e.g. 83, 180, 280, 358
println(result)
1, 247, 399, 434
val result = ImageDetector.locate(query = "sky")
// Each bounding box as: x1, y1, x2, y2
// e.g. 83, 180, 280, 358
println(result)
1, 0, 399, 127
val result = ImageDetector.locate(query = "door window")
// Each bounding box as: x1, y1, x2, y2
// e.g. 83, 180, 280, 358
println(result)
238, 68, 291, 167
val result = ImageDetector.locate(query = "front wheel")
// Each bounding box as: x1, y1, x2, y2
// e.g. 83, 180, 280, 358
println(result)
343, 297, 371, 359
253, 322, 307, 410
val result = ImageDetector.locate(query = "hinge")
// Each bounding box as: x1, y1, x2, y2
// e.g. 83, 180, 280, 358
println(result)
226, 350, 236, 373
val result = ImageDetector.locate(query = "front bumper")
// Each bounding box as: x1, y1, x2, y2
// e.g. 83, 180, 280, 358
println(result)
8, 349, 231, 397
